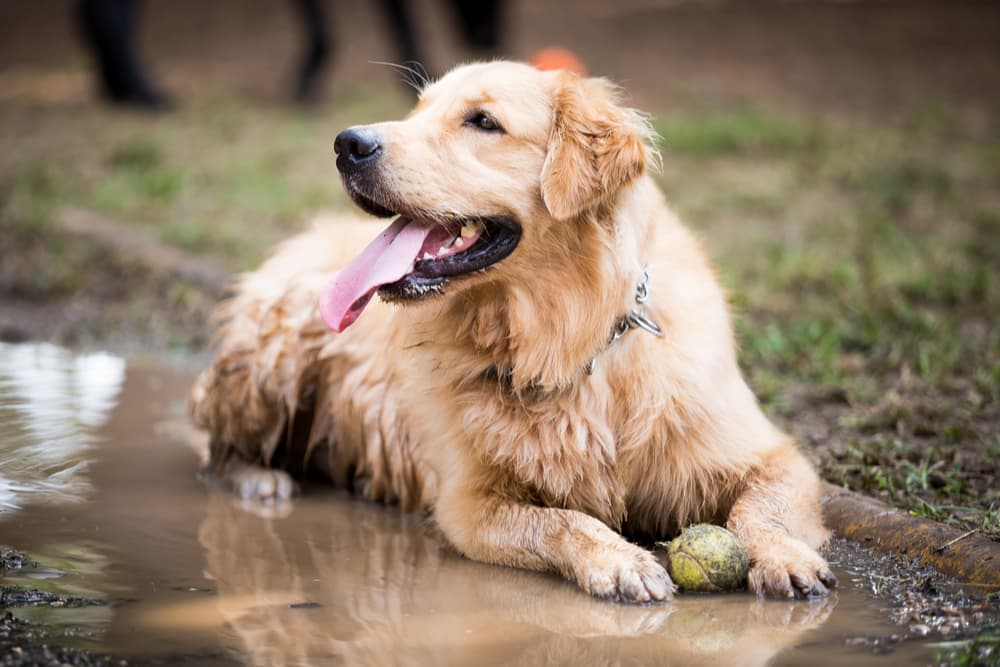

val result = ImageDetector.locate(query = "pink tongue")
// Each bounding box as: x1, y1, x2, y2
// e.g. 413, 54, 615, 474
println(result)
319, 217, 434, 332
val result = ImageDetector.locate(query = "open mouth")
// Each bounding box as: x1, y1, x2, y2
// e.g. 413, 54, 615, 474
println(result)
319, 201, 521, 333
378, 215, 520, 301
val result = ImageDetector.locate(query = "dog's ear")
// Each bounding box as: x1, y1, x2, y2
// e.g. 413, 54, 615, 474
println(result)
540, 73, 653, 221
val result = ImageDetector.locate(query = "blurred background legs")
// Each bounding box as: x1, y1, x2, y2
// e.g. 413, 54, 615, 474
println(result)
447, 0, 503, 53
292, 0, 332, 104
76, 0, 170, 109
291, 0, 506, 102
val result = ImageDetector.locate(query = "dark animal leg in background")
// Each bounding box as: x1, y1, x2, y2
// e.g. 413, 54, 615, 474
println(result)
76, 0, 169, 109
447, 0, 504, 53
292, 0, 332, 103
378, 0, 431, 94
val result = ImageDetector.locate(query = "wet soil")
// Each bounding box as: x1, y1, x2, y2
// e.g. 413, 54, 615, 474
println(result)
1, 342, 998, 666
0, 552, 33, 574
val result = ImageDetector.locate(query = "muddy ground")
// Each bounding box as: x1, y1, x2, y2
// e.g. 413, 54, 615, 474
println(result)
2, 550, 124, 667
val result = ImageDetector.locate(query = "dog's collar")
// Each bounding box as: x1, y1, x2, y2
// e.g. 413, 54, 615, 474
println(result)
585, 267, 663, 375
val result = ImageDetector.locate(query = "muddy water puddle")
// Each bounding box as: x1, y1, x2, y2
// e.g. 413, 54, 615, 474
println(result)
0, 342, 980, 666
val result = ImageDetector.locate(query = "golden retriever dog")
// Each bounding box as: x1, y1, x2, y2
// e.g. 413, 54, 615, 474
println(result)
190, 61, 836, 603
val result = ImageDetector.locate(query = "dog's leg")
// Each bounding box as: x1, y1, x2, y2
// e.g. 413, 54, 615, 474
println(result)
190, 271, 333, 502
726, 445, 837, 598
435, 487, 674, 603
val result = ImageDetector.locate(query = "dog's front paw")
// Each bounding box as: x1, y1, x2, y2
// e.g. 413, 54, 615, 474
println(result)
224, 461, 298, 503
574, 544, 675, 603
748, 539, 837, 599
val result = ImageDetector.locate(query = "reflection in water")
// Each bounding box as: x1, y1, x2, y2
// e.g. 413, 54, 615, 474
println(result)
0, 342, 125, 512
197, 493, 834, 667
0, 346, 936, 666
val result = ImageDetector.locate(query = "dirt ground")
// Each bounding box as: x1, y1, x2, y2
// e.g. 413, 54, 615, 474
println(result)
0, 0, 997, 558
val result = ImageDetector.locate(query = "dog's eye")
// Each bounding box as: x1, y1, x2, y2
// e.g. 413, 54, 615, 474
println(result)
464, 111, 504, 133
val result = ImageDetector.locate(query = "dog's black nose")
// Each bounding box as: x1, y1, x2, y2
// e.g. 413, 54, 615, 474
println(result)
334, 127, 382, 172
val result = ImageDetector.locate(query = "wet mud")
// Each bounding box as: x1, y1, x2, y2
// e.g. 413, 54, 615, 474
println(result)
0, 342, 997, 666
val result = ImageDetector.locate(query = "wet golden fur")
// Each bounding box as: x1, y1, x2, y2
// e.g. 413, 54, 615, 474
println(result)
191, 61, 835, 602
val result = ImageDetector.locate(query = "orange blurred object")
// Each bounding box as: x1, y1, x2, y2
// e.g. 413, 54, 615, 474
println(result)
529, 48, 588, 76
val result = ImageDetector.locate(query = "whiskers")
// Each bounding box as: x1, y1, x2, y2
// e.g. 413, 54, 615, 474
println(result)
369, 60, 432, 94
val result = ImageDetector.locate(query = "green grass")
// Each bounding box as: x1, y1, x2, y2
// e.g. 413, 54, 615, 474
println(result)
2, 93, 409, 273
931, 631, 1000, 667
657, 103, 999, 536
655, 107, 822, 156
0, 161, 100, 297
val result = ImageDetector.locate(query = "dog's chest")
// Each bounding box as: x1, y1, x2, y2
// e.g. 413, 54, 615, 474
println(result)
458, 382, 628, 526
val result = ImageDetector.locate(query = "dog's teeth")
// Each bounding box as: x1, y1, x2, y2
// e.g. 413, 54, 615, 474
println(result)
422, 252, 434, 261
437, 246, 449, 256
406, 263, 415, 273
454, 237, 464, 248
461, 221, 479, 238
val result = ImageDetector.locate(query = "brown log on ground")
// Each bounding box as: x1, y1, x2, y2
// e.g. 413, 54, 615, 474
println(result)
58, 207, 229, 295
821, 482, 1000, 590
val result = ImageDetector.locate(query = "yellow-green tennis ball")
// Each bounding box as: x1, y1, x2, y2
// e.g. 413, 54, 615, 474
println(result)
663, 524, 750, 593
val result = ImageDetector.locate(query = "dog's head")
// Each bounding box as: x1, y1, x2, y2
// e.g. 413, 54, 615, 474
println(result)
321, 61, 655, 333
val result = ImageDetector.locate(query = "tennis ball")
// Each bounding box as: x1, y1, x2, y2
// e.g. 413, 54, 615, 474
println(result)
660, 524, 750, 593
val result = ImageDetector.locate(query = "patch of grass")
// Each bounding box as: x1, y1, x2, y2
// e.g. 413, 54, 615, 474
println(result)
92, 163, 185, 213
659, 105, 999, 537
97, 136, 184, 211
0, 163, 100, 297
655, 106, 823, 156
2, 93, 404, 275
981, 505, 1000, 535
931, 631, 1000, 667
2, 161, 59, 239
107, 136, 164, 170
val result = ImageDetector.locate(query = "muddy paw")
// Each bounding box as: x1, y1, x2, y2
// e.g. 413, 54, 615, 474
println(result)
224, 462, 298, 503
575, 544, 676, 603
748, 539, 837, 599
